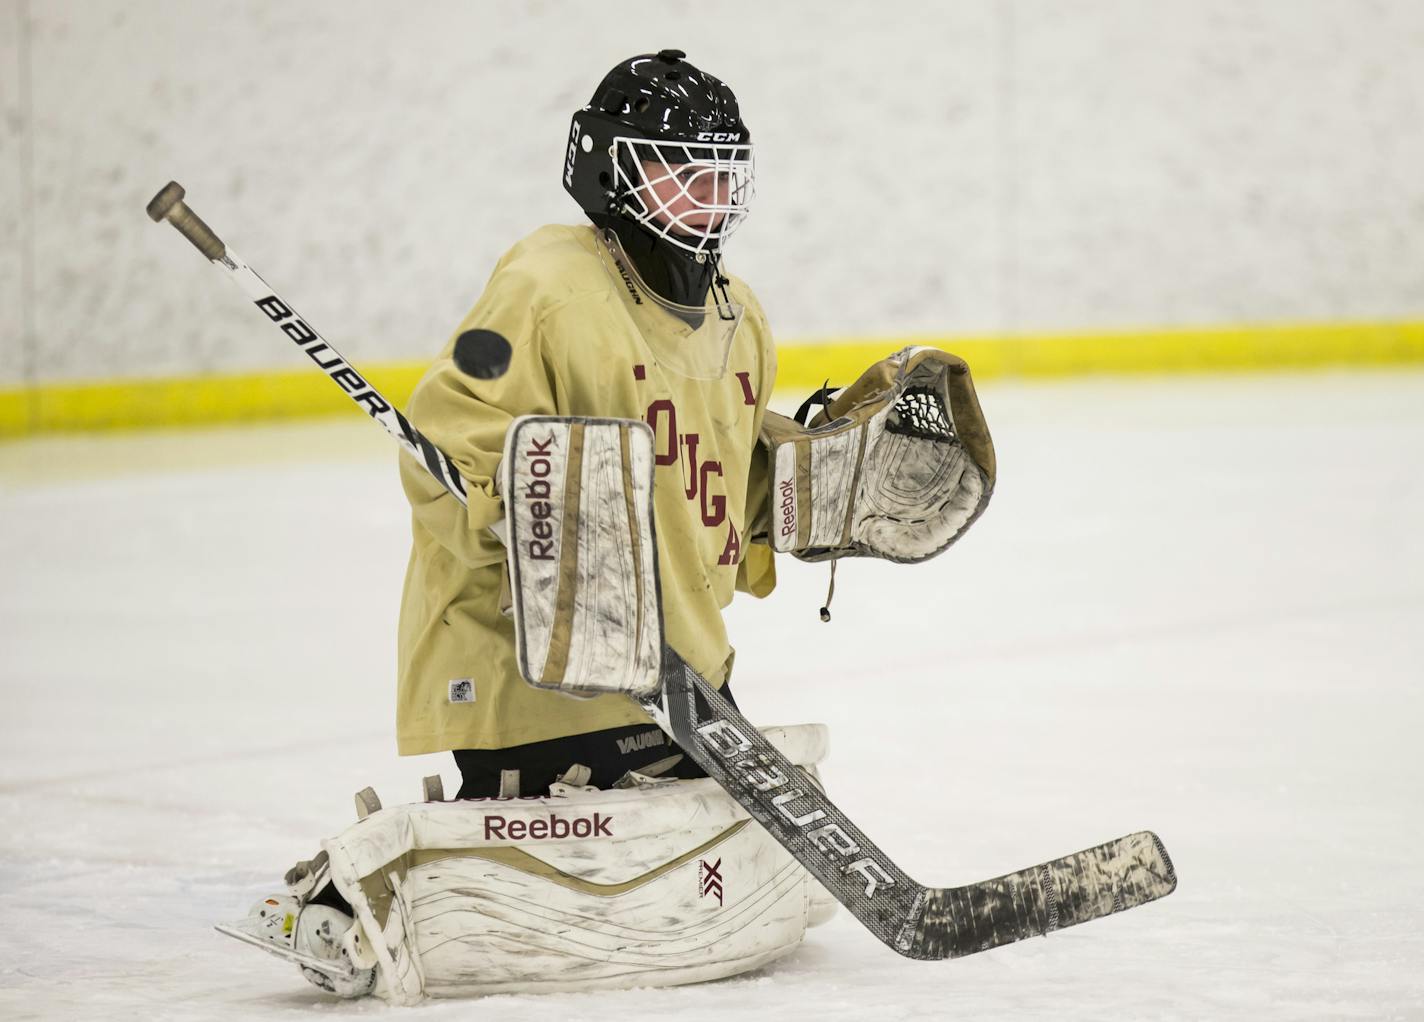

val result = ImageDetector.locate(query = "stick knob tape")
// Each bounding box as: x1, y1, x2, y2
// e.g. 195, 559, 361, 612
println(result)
146, 181, 227, 261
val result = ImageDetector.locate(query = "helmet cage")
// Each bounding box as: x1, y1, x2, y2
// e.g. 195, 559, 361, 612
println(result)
610, 136, 755, 255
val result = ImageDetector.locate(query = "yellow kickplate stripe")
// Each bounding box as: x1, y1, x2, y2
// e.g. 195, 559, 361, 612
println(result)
0, 362, 426, 438
773, 320, 1424, 391
4, 321, 1424, 438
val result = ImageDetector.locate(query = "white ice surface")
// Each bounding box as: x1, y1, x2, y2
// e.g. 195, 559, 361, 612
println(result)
1, 371, 1421, 1020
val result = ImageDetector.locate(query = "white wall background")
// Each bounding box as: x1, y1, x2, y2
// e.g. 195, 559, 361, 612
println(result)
2, 0, 1423, 386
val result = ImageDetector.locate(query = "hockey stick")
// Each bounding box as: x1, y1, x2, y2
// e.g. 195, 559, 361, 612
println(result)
147, 181, 1176, 960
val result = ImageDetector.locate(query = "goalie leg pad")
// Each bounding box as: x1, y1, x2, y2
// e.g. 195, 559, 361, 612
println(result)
314, 723, 830, 1001
502, 415, 663, 698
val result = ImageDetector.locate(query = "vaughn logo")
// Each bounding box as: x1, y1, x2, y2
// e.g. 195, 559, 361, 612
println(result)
610, 252, 643, 305
699, 858, 724, 905
617, 729, 665, 755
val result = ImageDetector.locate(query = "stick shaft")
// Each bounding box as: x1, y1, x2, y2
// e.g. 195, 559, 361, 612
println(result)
222, 250, 467, 502
152, 189, 468, 502
149, 181, 465, 502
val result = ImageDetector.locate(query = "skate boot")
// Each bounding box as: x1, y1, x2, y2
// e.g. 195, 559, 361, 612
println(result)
218, 893, 375, 998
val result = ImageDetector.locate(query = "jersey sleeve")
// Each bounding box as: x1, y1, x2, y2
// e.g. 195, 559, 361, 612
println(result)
400, 266, 564, 570
736, 297, 779, 598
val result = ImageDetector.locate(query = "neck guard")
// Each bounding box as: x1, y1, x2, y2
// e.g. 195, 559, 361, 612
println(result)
589, 213, 715, 312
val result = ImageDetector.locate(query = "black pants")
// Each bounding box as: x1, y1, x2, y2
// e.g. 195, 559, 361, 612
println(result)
452, 681, 737, 799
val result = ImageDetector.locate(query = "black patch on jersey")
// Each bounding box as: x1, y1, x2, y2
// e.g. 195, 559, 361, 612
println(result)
454, 329, 512, 380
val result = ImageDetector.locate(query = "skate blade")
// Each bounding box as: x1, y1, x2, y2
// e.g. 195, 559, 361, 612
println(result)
215, 918, 352, 982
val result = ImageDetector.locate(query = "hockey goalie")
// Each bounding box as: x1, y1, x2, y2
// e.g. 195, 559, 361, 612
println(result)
218, 50, 996, 1000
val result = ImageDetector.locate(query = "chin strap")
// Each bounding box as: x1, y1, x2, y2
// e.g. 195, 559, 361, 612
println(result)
711, 255, 737, 322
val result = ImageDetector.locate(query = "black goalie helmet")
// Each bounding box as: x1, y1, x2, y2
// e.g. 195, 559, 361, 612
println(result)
562, 50, 754, 255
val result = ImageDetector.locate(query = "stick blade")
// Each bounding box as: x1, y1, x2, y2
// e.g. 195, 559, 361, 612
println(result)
905, 830, 1177, 960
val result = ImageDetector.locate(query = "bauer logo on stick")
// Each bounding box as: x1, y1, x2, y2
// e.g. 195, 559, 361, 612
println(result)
251, 294, 391, 418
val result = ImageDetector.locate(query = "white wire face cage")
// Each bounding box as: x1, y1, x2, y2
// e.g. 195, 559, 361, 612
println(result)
611, 136, 755, 255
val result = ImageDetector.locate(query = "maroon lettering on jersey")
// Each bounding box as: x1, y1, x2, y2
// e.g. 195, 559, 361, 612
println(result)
682, 433, 701, 500
718, 521, 742, 565
735, 371, 756, 406
632, 363, 646, 381
699, 460, 725, 526
643, 396, 733, 544
646, 399, 679, 467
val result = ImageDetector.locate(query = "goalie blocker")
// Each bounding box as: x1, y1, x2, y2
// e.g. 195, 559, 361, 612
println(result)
503, 415, 664, 698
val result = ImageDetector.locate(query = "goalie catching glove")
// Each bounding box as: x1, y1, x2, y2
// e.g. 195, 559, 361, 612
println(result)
759, 346, 995, 564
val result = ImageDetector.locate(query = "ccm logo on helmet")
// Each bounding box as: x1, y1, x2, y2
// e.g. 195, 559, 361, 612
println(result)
564, 121, 582, 188
696, 131, 742, 142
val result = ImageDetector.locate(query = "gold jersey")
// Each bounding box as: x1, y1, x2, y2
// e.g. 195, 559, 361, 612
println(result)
396, 224, 777, 755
